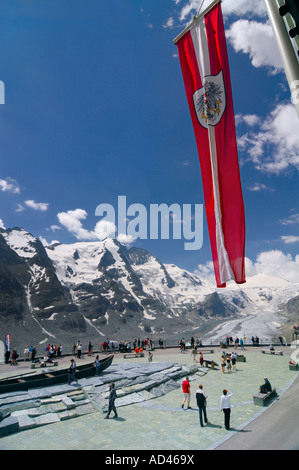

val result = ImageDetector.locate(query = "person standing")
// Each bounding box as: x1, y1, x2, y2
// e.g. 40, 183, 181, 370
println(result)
68, 359, 78, 385
231, 351, 237, 371
77, 341, 82, 358
221, 356, 226, 374
199, 351, 204, 367
195, 384, 208, 427
226, 354, 232, 373
94, 355, 100, 376
220, 389, 233, 430
181, 376, 191, 409
105, 382, 118, 419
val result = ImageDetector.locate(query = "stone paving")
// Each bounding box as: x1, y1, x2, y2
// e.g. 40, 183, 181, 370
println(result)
0, 346, 297, 450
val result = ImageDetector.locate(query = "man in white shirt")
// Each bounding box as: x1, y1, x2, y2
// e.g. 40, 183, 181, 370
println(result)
220, 389, 233, 430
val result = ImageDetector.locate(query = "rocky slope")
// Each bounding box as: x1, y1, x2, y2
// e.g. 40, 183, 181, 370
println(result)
0, 227, 298, 351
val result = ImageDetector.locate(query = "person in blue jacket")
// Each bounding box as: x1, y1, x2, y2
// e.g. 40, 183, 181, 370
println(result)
105, 382, 118, 419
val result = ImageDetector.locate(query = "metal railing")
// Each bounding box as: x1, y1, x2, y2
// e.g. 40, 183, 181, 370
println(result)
8, 335, 290, 362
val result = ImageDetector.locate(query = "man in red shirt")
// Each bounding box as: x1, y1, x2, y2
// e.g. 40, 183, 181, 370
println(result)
182, 376, 191, 409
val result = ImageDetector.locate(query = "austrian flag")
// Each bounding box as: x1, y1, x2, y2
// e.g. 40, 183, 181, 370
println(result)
174, 0, 246, 288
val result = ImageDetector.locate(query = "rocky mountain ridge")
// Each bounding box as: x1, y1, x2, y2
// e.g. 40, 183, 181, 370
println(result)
0, 227, 298, 351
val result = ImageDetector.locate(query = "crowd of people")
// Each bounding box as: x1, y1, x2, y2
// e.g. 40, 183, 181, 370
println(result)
2, 332, 280, 433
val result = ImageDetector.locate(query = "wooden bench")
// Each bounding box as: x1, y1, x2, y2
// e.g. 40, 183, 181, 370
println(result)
253, 388, 277, 406
203, 359, 218, 369
123, 353, 145, 359
261, 350, 283, 356
237, 355, 246, 362
31, 361, 59, 369
199, 349, 214, 354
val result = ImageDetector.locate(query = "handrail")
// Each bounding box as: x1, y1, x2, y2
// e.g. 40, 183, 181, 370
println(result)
9, 335, 290, 362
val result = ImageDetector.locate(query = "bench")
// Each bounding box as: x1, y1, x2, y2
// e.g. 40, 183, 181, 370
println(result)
237, 355, 246, 362
253, 388, 277, 406
31, 361, 59, 369
123, 353, 145, 359
203, 359, 218, 369
261, 350, 283, 356
199, 349, 214, 354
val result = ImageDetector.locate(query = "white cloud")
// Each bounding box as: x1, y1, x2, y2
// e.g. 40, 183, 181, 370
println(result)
0, 177, 20, 194
226, 20, 283, 73
166, 0, 267, 27
57, 209, 116, 241
0, 218, 5, 229
247, 183, 272, 192
15, 204, 25, 212
280, 213, 299, 225
57, 209, 95, 240
221, 0, 267, 17
237, 103, 299, 174
246, 250, 299, 283
39, 236, 49, 246
236, 114, 260, 127
94, 219, 116, 240
47, 224, 61, 231
163, 17, 174, 28
24, 200, 49, 211
39, 236, 60, 247
281, 235, 299, 244
117, 233, 136, 245
196, 250, 299, 284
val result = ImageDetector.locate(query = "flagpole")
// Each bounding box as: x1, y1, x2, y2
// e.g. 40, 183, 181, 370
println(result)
173, 0, 221, 44
264, 0, 299, 118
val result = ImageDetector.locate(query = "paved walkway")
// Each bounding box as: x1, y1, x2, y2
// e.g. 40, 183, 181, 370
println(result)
0, 346, 297, 450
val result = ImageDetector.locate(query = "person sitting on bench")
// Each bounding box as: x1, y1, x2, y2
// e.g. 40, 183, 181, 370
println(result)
259, 377, 272, 393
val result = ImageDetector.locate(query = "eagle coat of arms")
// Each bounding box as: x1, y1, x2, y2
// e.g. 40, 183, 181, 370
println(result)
193, 70, 226, 129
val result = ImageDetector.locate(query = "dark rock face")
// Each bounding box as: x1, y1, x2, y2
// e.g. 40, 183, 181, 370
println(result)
6, 227, 297, 351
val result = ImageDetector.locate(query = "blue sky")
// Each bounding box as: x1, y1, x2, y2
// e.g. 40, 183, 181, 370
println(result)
0, 0, 299, 285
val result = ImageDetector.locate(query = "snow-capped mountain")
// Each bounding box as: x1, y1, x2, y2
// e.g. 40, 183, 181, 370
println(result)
0, 227, 298, 351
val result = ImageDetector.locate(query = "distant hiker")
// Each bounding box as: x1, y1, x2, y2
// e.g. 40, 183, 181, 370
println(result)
182, 376, 191, 409
94, 355, 100, 376
68, 359, 78, 385
31, 346, 37, 363
199, 351, 204, 367
105, 383, 118, 419
11, 349, 19, 366
5, 349, 10, 364
191, 347, 197, 362
77, 342, 82, 358
196, 384, 208, 427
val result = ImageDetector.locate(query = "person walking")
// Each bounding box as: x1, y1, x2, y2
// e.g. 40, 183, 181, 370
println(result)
221, 356, 226, 374
199, 351, 204, 367
226, 354, 232, 373
220, 389, 233, 430
182, 376, 191, 409
231, 351, 237, 371
105, 382, 118, 419
68, 359, 78, 385
94, 355, 100, 376
195, 384, 208, 427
